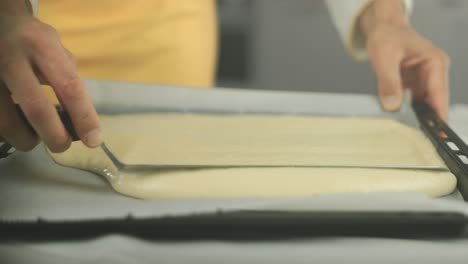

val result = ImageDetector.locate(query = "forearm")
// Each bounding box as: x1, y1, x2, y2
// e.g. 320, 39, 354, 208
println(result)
360, 0, 409, 37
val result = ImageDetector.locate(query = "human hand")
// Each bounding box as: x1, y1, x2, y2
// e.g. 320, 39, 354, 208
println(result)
0, 1, 102, 153
361, 0, 450, 121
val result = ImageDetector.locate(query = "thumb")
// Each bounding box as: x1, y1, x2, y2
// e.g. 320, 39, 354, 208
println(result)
369, 47, 404, 111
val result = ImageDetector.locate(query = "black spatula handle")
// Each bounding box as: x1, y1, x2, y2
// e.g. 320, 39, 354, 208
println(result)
15, 104, 80, 141
413, 101, 468, 201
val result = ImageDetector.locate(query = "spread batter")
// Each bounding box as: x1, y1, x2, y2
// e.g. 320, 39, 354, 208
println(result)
49, 114, 457, 199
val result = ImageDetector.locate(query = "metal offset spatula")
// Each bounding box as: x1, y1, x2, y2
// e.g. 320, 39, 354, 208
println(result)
0, 105, 449, 172
412, 101, 468, 200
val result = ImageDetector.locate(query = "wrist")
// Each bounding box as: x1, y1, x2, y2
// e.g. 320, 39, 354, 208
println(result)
360, 0, 409, 37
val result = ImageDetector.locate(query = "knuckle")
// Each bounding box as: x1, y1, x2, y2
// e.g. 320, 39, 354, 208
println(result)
368, 41, 399, 63
19, 19, 42, 42
20, 20, 58, 51
378, 41, 399, 54
23, 20, 57, 38
65, 49, 77, 65
431, 48, 450, 68
69, 54, 77, 66
440, 51, 451, 67
367, 31, 392, 48
76, 109, 91, 125
57, 75, 84, 101
41, 23, 59, 37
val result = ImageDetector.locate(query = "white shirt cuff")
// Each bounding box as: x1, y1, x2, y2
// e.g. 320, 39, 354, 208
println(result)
325, 0, 413, 61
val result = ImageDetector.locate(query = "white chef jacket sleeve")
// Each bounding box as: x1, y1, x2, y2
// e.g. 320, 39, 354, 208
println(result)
324, 0, 413, 61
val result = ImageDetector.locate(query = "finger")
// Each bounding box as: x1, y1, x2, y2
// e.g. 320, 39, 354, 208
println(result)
0, 82, 38, 151
31, 40, 102, 148
421, 54, 450, 121
401, 66, 424, 98
64, 48, 77, 65
32, 49, 76, 85
401, 56, 424, 69
32, 64, 49, 85
368, 44, 405, 112
1, 58, 71, 153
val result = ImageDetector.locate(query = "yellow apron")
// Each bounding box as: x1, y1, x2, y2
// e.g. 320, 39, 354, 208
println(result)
38, 0, 218, 102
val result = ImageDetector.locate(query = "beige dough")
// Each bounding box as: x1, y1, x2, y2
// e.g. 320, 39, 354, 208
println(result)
49, 114, 457, 199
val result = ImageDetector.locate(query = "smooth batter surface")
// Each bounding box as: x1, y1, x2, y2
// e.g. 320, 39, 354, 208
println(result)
49, 114, 457, 199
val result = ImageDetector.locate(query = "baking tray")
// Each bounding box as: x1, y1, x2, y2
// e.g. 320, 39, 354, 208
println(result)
2, 80, 468, 239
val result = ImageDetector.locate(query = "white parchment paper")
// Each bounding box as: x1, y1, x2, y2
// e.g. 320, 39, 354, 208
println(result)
2, 80, 468, 264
